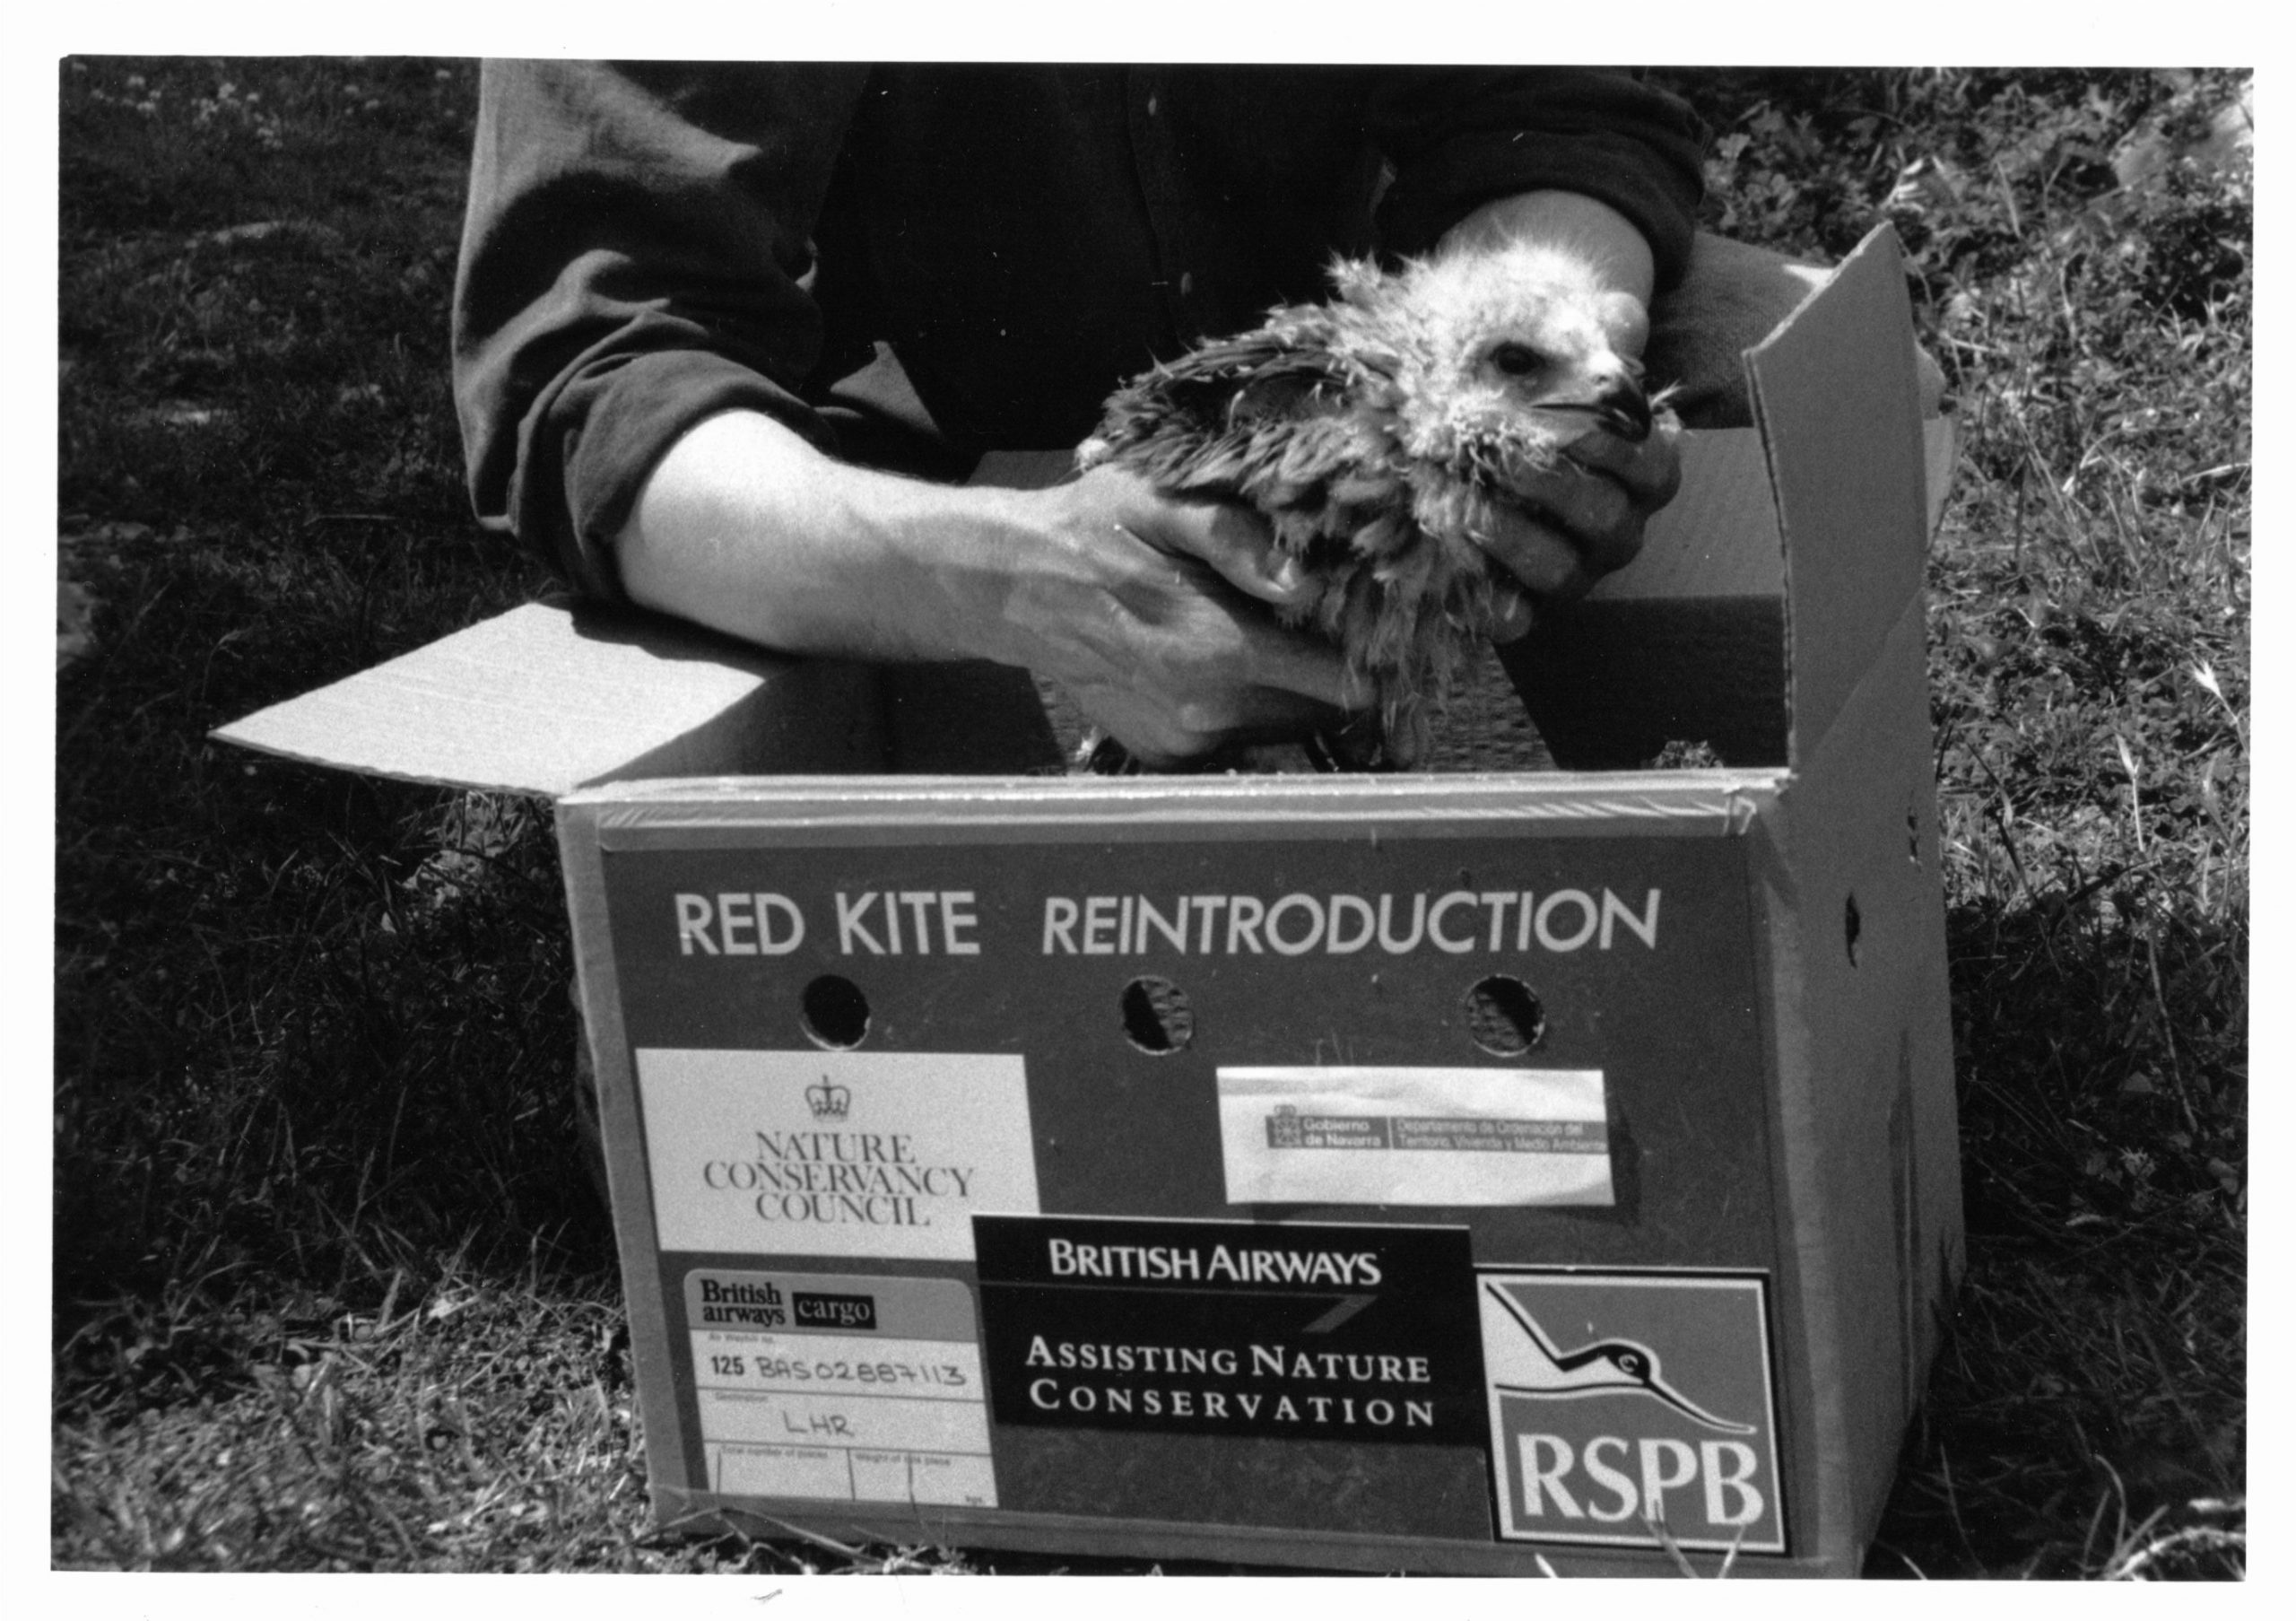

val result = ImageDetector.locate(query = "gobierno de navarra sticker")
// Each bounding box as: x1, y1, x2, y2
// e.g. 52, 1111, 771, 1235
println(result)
1218, 1066, 1613, 1207
1480, 1270, 1785, 1555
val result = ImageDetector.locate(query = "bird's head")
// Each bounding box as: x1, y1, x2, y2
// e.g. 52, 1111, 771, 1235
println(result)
1599, 1344, 1654, 1381
1358, 240, 1659, 490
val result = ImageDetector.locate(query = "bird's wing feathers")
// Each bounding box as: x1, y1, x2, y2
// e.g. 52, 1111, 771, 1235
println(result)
1077, 263, 1561, 766
1085, 308, 1414, 552
1090, 319, 1350, 456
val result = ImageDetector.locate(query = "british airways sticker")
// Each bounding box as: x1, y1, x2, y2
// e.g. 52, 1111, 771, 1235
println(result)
975, 1216, 1485, 1446
1479, 1270, 1785, 1555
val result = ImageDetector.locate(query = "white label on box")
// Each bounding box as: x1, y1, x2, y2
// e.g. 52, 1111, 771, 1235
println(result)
1217, 1067, 1613, 1207
636, 1050, 1038, 1259
689, 1270, 996, 1509
709, 1442, 999, 1508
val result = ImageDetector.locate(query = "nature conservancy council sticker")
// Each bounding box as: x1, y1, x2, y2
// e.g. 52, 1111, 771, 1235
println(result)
634, 1050, 1039, 1259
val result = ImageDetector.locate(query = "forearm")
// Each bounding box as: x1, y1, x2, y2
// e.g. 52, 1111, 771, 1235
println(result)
619, 410, 1036, 666
1371, 69, 1703, 284
615, 408, 1356, 763
1440, 190, 1656, 308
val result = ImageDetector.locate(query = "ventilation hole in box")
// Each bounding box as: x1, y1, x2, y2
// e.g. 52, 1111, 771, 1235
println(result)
1121, 976, 1195, 1055
800, 974, 871, 1049
1465, 975, 1545, 1056
1908, 810, 1923, 867
1844, 893, 1863, 968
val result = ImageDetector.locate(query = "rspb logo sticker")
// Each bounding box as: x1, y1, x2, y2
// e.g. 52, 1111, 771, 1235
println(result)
1479, 1270, 1784, 1555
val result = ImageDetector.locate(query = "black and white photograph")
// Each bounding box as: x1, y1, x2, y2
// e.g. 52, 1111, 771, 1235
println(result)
48, 28, 2250, 1584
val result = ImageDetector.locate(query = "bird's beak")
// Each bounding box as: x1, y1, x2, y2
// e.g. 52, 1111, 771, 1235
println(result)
1591, 379, 1653, 443
1544, 377, 1654, 444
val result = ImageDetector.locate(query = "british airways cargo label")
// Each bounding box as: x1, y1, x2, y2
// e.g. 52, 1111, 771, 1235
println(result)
975, 1216, 1484, 1446
681, 1269, 996, 1509
1481, 1271, 1784, 1554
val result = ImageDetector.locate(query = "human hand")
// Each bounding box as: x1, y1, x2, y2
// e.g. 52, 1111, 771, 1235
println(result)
1475, 390, 1683, 641
1004, 463, 1364, 766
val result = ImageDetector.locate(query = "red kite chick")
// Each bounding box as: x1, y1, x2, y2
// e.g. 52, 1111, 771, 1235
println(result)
1079, 239, 1675, 769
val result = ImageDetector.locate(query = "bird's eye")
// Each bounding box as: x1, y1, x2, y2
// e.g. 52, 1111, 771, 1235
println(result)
1488, 343, 1544, 378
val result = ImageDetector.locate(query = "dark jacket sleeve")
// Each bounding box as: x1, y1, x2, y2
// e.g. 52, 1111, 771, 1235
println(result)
1370, 69, 1706, 288
451, 60, 870, 600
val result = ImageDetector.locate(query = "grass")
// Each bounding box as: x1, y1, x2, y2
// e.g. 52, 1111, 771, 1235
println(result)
54, 62, 2247, 1576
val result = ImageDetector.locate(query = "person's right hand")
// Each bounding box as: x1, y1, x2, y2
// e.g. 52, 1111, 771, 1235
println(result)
621, 409, 1363, 766
999, 463, 1366, 766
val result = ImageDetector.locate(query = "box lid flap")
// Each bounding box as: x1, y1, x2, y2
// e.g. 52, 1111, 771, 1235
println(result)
1745, 226, 1931, 765
212, 601, 871, 797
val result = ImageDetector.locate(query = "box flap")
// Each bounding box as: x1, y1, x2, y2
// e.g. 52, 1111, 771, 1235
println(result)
213, 456, 1093, 796
1923, 412, 1959, 538
213, 600, 884, 797
1746, 226, 1931, 766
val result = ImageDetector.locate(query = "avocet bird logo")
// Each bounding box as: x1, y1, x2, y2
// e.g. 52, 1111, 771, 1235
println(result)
1483, 1283, 1754, 1435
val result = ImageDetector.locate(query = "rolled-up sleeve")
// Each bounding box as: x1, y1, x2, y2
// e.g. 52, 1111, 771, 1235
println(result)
451, 60, 868, 599
1370, 69, 1707, 288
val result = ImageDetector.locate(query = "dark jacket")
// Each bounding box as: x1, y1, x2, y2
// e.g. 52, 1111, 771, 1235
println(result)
452, 62, 1706, 599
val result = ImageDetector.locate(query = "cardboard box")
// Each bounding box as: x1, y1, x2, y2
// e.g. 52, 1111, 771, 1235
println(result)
218, 225, 1961, 1576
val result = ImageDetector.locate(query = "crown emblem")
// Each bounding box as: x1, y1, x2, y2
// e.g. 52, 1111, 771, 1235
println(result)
805, 1076, 851, 1120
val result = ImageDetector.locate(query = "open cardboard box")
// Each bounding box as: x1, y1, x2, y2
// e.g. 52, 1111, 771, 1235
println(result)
220, 225, 1962, 1576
